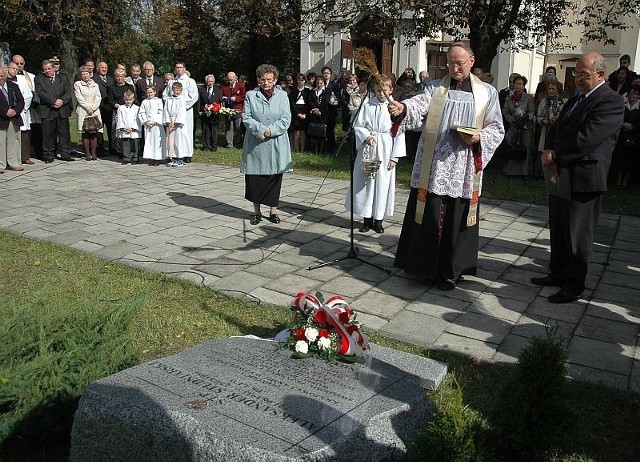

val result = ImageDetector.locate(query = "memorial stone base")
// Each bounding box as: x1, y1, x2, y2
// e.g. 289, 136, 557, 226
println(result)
70, 337, 447, 462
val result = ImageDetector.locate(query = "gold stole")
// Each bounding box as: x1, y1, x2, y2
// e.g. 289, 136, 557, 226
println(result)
414, 74, 489, 227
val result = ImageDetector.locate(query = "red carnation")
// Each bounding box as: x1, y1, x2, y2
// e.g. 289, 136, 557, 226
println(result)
319, 328, 331, 338
294, 327, 306, 340
338, 311, 350, 324
347, 325, 358, 335
314, 310, 327, 324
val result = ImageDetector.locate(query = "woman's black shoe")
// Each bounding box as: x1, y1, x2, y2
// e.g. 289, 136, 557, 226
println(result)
249, 214, 262, 225
267, 214, 281, 224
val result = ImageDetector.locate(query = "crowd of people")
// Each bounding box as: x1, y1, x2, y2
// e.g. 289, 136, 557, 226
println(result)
0, 54, 251, 170
491, 54, 639, 188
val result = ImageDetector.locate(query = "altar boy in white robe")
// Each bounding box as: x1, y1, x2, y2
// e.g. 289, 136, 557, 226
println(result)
139, 86, 165, 165
116, 90, 142, 165
163, 82, 188, 167
345, 75, 405, 234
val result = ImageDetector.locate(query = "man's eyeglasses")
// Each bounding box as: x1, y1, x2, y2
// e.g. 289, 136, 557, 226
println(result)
259, 78, 275, 83
572, 70, 599, 79
446, 57, 473, 69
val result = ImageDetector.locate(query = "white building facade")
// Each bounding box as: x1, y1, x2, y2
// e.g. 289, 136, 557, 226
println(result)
300, 14, 640, 92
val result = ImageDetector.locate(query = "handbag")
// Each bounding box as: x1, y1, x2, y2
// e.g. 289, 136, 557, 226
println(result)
622, 131, 638, 148
82, 115, 103, 133
508, 128, 527, 160
307, 122, 327, 139
508, 144, 528, 160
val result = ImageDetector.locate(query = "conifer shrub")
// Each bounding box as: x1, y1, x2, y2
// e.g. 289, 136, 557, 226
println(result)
408, 375, 484, 462
497, 325, 569, 461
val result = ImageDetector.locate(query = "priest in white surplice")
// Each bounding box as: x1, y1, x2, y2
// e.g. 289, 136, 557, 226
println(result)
390, 41, 504, 291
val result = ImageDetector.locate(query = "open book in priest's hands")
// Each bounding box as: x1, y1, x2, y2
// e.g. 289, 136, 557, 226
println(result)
450, 125, 479, 136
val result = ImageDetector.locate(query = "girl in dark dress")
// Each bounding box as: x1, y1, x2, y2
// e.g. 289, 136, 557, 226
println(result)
288, 73, 316, 153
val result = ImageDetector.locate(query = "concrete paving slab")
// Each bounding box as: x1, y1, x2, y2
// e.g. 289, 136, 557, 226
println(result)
568, 336, 634, 376
432, 332, 498, 361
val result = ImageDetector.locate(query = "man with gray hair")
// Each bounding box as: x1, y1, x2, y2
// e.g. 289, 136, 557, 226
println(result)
136, 61, 164, 103
198, 74, 222, 151
0, 65, 26, 173
534, 52, 624, 303
221, 71, 246, 148
390, 41, 504, 291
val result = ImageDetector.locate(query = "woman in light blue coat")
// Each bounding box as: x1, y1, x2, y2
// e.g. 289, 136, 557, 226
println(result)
242, 64, 293, 225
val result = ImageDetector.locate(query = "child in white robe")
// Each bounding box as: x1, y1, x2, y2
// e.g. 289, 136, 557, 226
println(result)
163, 82, 188, 167
345, 76, 405, 233
116, 90, 142, 165
139, 86, 166, 165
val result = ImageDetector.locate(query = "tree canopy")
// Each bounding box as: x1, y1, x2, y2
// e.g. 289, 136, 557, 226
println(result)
0, 0, 301, 84
301, 0, 640, 70
1, 0, 637, 81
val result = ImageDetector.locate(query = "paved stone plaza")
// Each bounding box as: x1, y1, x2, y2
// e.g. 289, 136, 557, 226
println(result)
1, 158, 638, 392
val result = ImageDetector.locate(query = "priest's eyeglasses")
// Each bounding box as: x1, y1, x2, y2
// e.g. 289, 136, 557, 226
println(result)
572, 70, 599, 79
446, 57, 473, 69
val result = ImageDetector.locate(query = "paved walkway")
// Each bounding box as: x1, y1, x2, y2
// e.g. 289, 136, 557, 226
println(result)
1, 158, 638, 392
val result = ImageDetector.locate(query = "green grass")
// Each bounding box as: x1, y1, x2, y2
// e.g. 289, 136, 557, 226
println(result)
1, 229, 639, 461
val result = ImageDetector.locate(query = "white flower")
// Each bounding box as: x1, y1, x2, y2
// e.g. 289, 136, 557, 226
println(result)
305, 327, 319, 342
317, 336, 332, 351
294, 340, 309, 354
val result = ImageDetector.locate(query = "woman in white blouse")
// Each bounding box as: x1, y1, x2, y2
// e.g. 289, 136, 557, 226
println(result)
74, 66, 103, 160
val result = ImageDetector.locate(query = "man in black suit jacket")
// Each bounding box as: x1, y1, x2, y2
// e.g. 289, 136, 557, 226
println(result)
533, 52, 624, 303
136, 61, 165, 104
198, 74, 223, 151
34, 59, 74, 163
321, 66, 340, 153
93, 61, 115, 156
0, 65, 25, 173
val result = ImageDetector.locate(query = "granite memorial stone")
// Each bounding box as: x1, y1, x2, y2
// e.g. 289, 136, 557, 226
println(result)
71, 337, 447, 461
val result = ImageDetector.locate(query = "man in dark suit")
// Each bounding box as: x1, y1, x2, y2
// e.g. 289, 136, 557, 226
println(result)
34, 59, 74, 163
136, 61, 164, 104
198, 74, 223, 151
0, 65, 25, 173
321, 66, 340, 153
532, 52, 624, 303
93, 61, 115, 156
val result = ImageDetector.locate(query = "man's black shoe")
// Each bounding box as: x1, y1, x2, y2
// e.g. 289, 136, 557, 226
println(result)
59, 156, 75, 161
548, 288, 582, 304
531, 275, 565, 287
437, 278, 457, 291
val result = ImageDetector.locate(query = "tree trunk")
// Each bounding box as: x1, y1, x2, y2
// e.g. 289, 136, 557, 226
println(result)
468, 28, 501, 72
56, 29, 79, 86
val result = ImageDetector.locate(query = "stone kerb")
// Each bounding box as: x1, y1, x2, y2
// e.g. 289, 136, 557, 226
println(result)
70, 337, 447, 461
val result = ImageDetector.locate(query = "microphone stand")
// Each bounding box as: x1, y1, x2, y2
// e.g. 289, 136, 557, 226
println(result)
308, 81, 391, 274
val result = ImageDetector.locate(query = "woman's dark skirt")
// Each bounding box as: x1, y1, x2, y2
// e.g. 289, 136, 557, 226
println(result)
394, 188, 479, 280
245, 174, 283, 207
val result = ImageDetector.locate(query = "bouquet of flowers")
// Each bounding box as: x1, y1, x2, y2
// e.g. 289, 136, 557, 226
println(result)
219, 107, 239, 118
204, 102, 221, 116
284, 291, 368, 362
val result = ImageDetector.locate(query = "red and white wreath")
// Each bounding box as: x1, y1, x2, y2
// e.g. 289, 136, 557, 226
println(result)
283, 291, 369, 361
